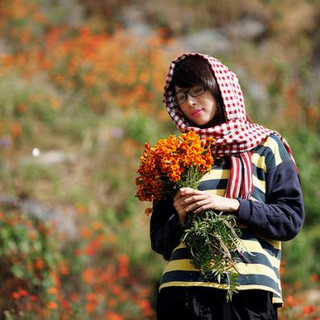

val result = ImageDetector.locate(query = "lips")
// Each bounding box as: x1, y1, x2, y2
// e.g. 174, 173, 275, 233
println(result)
191, 108, 204, 116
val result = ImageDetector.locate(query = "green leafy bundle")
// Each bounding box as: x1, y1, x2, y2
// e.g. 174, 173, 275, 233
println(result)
176, 159, 243, 301
181, 210, 242, 301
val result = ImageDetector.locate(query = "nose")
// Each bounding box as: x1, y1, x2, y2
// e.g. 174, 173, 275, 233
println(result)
186, 93, 197, 105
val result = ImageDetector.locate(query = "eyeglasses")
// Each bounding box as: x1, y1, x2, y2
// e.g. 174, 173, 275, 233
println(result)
171, 85, 206, 106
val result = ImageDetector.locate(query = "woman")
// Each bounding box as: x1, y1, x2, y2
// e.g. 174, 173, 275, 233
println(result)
150, 53, 304, 319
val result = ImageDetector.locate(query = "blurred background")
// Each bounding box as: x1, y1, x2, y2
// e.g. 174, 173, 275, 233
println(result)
0, 0, 319, 318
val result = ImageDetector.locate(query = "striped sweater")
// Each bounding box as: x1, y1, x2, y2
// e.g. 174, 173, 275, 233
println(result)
150, 134, 304, 305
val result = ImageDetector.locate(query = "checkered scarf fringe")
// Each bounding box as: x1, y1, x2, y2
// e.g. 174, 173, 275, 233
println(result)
163, 53, 295, 199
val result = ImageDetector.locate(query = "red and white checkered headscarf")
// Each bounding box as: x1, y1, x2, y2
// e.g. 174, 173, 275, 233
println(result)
163, 53, 294, 199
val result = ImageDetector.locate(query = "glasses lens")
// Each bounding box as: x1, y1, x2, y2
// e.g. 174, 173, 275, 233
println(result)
172, 93, 186, 106
171, 85, 205, 106
190, 85, 206, 97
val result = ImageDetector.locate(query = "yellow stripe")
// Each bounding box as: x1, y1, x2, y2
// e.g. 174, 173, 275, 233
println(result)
163, 259, 198, 273
262, 136, 282, 166
159, 281, 228, 291
254, 235, 282, 251
163, 260, 278, 283
173, 237, 281, 261
252, 153, 267, 172
237, 223, 248, 229
273, 296, 284, 305
235, 263, 278, 282
201, 169, 230, 181
253, 175, 266, 193
173, 242, 187, 251
206, 189, 226, 196
241, 240, 281, 265
159, 282, 283, 302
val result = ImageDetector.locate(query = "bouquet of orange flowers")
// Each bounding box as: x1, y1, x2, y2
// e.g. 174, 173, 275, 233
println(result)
135, 131, 242, 300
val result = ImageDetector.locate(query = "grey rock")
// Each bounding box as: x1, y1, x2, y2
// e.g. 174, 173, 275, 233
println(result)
226, 18, 266, 40
0, 194, 78, 240
179, 29, 230, 54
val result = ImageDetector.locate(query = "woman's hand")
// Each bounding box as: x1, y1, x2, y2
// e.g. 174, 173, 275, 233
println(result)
173, 187, 240, 224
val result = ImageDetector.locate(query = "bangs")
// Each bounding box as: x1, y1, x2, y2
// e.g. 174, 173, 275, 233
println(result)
171, 56, 215, 89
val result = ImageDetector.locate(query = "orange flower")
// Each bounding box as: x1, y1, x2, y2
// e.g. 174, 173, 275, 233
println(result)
48, 287, 58, 295
80, 227, 91, 238
285, 295, 295, 307
86, 293, 97, 302
108, 298, 117, 307
28, 229, 37, 240
11, 122, 22, 138
58, 261, 69, 276
34, 258, 45, 270
303, 305, 317, 315
118, 254, 129, 278
310, 274, 319, 282
47, 301, 58, 310
144, 207, 152, 216
82, 268, 95, 285
104, 312, 123, 320
92, 220, 103, 230
136, 131, 214, 202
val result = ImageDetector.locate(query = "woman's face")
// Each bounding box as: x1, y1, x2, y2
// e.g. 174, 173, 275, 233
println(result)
175, 85, 219, 128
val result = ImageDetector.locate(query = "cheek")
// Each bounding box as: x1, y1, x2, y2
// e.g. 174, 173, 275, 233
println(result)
204, 98, 218, 115
178, 105, 187, 116
201, 93, 217, 110
177, 106, 192, 122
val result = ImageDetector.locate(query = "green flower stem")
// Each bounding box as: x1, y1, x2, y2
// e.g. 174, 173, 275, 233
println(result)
172, 165, 243, 301
181, 207, 242, 301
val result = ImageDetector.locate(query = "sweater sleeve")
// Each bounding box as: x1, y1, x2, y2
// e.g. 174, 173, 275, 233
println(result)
150, 199, 183, 260
237, 159, 304, 241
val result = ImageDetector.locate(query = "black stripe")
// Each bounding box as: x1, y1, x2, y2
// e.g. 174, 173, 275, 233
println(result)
251, 187, 265, 202
170, 248, 192, 260
240, 229, 281, 256
171, 233, 281, 262
160, 271, 281, 294
199, 179, 228, 191
269, 135, 290, 162
170, 229, 281, 263
170, 249, 279, 272
252, 164, 265, 181
213, 158, 231, 168
234, 251, 279, 271
254, 145, 276, 169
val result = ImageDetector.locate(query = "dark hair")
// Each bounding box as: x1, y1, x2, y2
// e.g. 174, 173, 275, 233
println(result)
170, 56, 226, 124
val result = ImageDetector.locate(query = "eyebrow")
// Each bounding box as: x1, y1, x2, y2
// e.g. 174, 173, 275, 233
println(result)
175, 85, 203, 93
176, 89, 187, 94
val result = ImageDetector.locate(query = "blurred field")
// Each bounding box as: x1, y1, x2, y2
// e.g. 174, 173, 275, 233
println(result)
0, 0, 319, 319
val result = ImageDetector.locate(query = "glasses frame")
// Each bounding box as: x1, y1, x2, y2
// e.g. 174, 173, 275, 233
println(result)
171, 85, 207, 106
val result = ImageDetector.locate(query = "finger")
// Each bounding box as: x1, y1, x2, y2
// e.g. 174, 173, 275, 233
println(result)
173, 189, 184, 201
180, 188, 204, 196
194, 203, 212, 214
185, 198, 211, 213
173, 197, 189, 214
182, 194, 207, 205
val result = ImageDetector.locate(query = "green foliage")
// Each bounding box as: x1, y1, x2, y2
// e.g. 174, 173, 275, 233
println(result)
286, 128, 320, 225
282, 224, 320, 285
182, 211, 242, 301
274, 128, 320, 292
124, 111, 164, 145
0, 210, 60, 313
